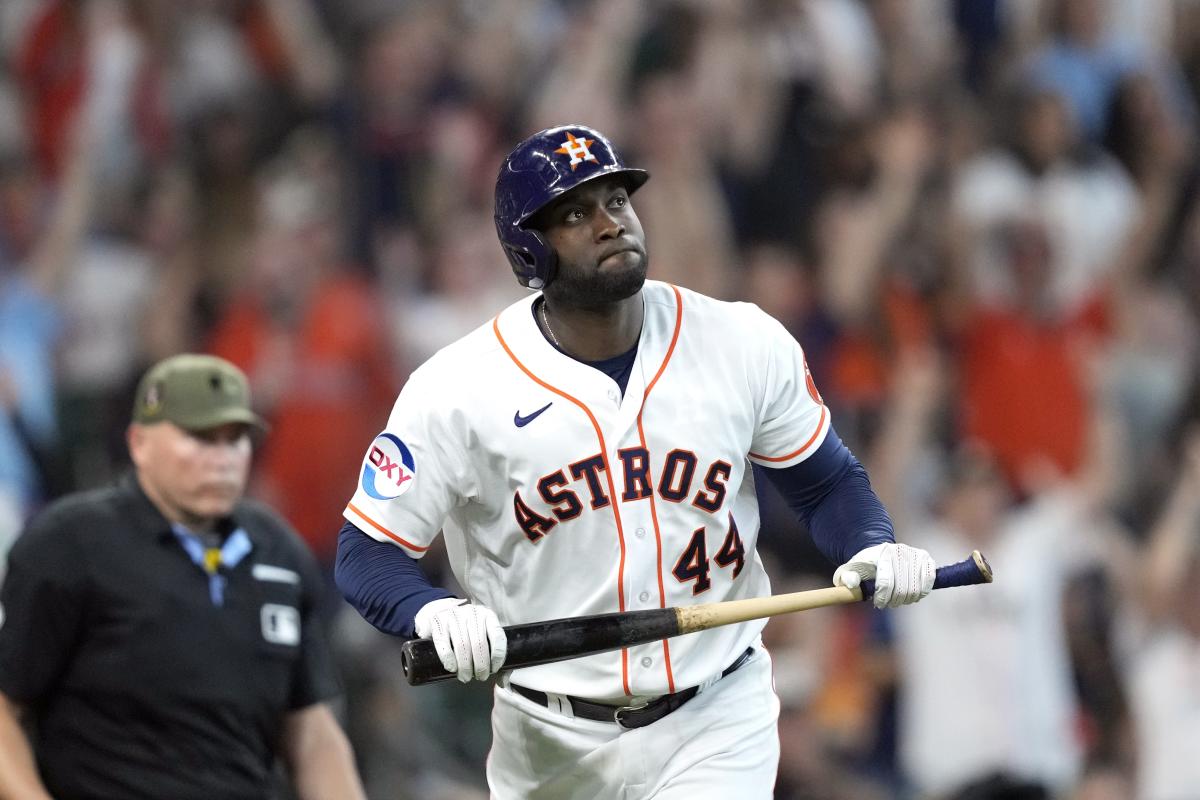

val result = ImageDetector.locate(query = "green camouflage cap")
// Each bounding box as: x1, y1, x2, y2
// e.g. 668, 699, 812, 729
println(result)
132, 354, 267, 433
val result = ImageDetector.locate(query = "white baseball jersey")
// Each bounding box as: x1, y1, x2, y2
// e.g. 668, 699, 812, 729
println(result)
344, 279, 829, 700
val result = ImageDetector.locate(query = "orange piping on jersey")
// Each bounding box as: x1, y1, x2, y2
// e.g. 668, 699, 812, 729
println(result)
346, 502, 431, 552
748, 404, 828, 462
493, 314, 634, 696
635, 283, 684, 693
638, 417, 676, 692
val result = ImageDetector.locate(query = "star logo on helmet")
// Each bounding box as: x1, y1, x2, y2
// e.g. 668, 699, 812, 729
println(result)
554, 132, 597, 170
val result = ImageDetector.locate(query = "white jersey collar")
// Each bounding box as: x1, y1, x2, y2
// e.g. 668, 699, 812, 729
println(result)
491, 281, 683, 414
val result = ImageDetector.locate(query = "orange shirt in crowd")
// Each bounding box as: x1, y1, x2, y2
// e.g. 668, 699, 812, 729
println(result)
956, 298, 1107, 487
208, 274, 400, 566
826, 279, 1107, 490
829, 282, 935, 408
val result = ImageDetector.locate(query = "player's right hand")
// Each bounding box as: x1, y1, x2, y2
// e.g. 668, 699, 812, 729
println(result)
414, 598, 508, 683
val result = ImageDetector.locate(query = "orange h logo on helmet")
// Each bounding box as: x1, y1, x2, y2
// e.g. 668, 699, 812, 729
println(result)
554, 132, 597, 169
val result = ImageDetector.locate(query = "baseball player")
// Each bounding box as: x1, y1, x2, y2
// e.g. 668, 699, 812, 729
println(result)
335, 125, 937, 798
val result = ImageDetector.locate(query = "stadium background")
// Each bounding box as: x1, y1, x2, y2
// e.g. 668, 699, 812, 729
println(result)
2, 0, 1199, 798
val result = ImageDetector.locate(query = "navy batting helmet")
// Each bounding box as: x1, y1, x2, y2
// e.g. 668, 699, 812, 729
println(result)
494, 125, 649, 289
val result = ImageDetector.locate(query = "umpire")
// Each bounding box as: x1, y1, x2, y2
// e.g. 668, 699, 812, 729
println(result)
0, 354, 365, 799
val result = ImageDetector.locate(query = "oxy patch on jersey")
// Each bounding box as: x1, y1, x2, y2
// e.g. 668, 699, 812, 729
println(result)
360, 432, 417, 500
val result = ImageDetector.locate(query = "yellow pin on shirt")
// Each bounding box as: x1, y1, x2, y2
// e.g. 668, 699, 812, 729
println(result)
203, 548, 222, 575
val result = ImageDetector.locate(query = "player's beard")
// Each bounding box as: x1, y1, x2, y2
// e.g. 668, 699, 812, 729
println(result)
548, 246, 649, 311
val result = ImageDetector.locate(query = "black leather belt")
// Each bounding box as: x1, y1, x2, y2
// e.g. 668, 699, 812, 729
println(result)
510, 646, 755, 730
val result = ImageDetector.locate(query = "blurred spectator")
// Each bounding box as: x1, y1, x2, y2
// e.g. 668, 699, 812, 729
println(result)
818, 105, 934, 329
392, 207, 525, 366
865, 348, 1129, 797
866, 0, 957, 101
629, 69, 738, 298
0, 79, 26, 155
15, 0, 169, 183
0, 1, 43, 60
208, 133, 398, 569
1072, 764, 1136, 800
947, 80, 1141, 485
1022, 0, 1141, 143
334, 606, 492, 800
767, 574, 891, 800
953, 217, 1096, 485
953, 0, 1006, 96
179, 0, 342, 307
685, 1, 789, 189
1120, 429, 1200, 800
138, 164, 204, 359
808, 105, 937, 449
340, 3, 455, 263
42, 2, 186, 491
0, 154, 63, 522
171, 0, 339, 127
799, 0, 882, 120
1102, 71, 1194, 192
525, 0, 643, 139
744, 243, 842, 576
0, 38, 123, 517
2, 0, 1200, 795
952, 82, 1136, 320
187, 101, 260, 308
1178, 2, 1200, 111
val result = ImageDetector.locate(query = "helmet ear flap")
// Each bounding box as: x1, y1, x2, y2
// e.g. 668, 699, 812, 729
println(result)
498, 225, 557, 289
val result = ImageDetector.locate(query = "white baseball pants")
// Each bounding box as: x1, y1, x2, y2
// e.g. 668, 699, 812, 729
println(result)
486, 646, 779, 799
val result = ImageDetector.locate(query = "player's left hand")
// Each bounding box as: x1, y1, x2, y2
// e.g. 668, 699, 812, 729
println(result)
414, 598, 508, 683
833, 542, 935, 609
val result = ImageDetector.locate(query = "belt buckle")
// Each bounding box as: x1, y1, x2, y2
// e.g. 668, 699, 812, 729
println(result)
613, 699, 651, 730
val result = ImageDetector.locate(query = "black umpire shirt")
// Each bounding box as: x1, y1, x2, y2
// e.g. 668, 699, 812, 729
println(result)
0, 474, 340, 800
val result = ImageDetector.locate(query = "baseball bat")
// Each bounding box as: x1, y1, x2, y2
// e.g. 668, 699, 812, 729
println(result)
401, 550, 993, 686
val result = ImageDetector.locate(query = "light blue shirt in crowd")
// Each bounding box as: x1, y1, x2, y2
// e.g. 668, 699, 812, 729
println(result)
0, 272, 62, 517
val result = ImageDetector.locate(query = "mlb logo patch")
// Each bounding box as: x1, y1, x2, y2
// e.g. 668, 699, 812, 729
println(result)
360, 432, 417, 500
261, 604, 301, 646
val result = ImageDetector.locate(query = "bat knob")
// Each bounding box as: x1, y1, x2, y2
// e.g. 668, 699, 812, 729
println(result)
401, 638, 452, 685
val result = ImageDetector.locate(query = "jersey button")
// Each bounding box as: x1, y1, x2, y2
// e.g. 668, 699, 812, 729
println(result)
634, 528, 645, 538
607, 390, 618, 402
638, 591, 650, 603
641, 657, 652, 668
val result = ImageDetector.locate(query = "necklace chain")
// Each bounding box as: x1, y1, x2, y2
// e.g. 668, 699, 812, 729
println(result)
540, 301, 563, 349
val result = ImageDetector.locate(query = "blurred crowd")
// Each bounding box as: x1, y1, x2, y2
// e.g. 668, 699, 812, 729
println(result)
2, 0, 1200, 798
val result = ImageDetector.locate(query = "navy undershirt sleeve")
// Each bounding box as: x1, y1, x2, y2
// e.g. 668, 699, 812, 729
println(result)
334, 522, 454, 638
759, 427, 895, 566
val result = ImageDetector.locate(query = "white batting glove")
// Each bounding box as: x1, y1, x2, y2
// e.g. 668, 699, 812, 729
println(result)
414, 598, 508, 683
833, 542, 936, 609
